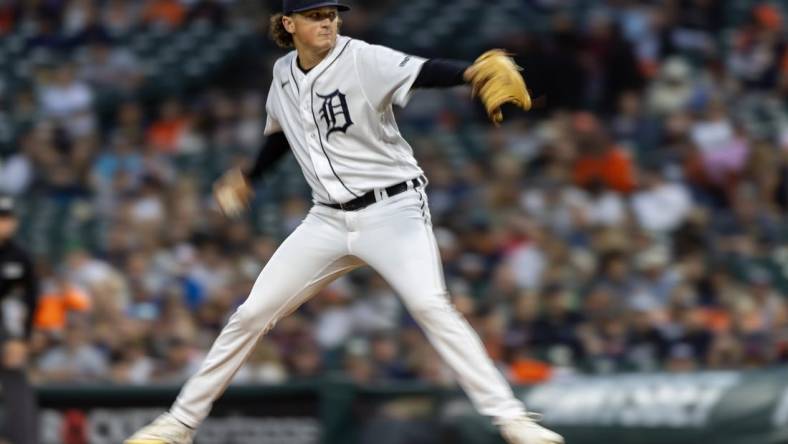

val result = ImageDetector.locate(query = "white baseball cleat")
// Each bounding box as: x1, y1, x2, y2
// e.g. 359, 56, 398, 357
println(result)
499, 415, 565, 444
124, 412, 196, 444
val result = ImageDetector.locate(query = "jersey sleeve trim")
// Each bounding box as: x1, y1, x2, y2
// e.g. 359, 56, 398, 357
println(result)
392, 57, 427, 108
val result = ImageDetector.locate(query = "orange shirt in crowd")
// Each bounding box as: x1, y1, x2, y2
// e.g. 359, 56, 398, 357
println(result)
0, 6, 14, 35
34, 285, 92, 332
147, 118, 188, 153
701, 307, 732, 334
509, 358, 553, 384
573, 146, 637, 193
144, 0, 186, 28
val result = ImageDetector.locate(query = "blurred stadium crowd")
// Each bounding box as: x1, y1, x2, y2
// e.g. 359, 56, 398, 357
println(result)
2, 0, 788, 387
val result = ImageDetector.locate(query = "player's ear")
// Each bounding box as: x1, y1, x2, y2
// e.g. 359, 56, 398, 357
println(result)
282, 15, 296, 34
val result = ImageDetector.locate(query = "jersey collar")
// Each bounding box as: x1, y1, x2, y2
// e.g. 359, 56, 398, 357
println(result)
291, 35, 350, 82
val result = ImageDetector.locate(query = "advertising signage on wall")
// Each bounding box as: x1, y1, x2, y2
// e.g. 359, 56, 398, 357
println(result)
27, 369, 788, 444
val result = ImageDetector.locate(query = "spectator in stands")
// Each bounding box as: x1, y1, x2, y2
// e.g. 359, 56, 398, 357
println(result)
80, 39, 143, 93
151, 336, 202, 384
37, 65, 95, 141
727, 4, 785, 90
0, 2, 18, 35
63, 247, 121, 301
661, 292, 713, 368
92, 134, 145, 215
530, 284, 585, 364
611, 91, 652, 151
571, 112, 637, 194
625, 299, 668, 371
65, 0, 110, 46
370, 331, 414, 381
102, 0, 140, 38
0, 136, 33, 196
187, 0, 228, 26
146, 97, 199, 154
343, 338, 374, 384
646, 57, 696, 115
26, 15, 69, 51
28, 124, 96, 196
35, 320, 109, 383
234, 340, 287, 384
630, 164, 693, 233
595, 251, 637, 302
313, 280, 355, 350
33, 270, 91, 334
688, 98, 750, 200
143, 0, 186, 29
287, 342, 323, 381
584, 14, 645, 113
110, 339, 155, 385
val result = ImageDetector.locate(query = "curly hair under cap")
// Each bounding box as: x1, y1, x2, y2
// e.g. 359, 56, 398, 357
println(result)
269, 13, 293, 49
269, 12, 343, 49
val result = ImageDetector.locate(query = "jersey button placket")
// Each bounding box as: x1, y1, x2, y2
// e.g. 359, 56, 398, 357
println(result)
302, 101, 334, 202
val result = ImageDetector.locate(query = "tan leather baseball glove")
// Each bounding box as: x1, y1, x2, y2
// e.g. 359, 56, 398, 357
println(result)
213, 167, 253, 217
464, 49, 532, 125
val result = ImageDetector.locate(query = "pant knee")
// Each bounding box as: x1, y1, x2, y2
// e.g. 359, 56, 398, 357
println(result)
406, 292, 453, 321
234, 302, 277, 332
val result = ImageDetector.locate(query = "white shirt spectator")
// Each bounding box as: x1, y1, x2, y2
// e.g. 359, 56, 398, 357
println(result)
125, 356, 156, 385
505, 242, 546, 290
66, 251, 119, 291
585, 190, 627, 227
0, 152, 33, 195
131, 195, 166, 225
39, 77, 93, 119
315, 306, 354, 349
690, 118, 735, 154
188, 261, 233, 298
631, 182, 692, 232
351, 287, 402, 333
39, 67, 96, 136
314, 278, 355, 348
521, 186, 588, 234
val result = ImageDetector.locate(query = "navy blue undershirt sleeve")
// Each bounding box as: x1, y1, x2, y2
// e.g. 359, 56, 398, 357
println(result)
244, 132, 291, 182
412, 59, 471, 89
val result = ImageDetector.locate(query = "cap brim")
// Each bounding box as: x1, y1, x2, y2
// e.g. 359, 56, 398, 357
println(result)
289, 2, 351, 13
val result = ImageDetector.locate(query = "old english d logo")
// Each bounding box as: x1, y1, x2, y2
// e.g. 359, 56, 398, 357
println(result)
317, 90, 353, 139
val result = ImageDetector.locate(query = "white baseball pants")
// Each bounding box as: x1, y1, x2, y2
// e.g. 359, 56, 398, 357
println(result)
170, 184, 526, 427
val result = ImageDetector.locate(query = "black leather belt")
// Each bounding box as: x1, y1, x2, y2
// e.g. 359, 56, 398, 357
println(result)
320, 175, 426, 211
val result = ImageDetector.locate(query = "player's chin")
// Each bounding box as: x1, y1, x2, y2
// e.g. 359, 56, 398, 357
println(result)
316, 33, 336, 47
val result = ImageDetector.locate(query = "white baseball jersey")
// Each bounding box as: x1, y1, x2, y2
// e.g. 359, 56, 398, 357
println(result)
264, 35, 427, 204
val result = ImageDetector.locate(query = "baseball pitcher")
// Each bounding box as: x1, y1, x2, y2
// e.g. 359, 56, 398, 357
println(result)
126, 1, 563, 443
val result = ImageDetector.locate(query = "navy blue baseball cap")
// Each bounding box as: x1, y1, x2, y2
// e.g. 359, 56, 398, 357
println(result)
283, 0, 350, 14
